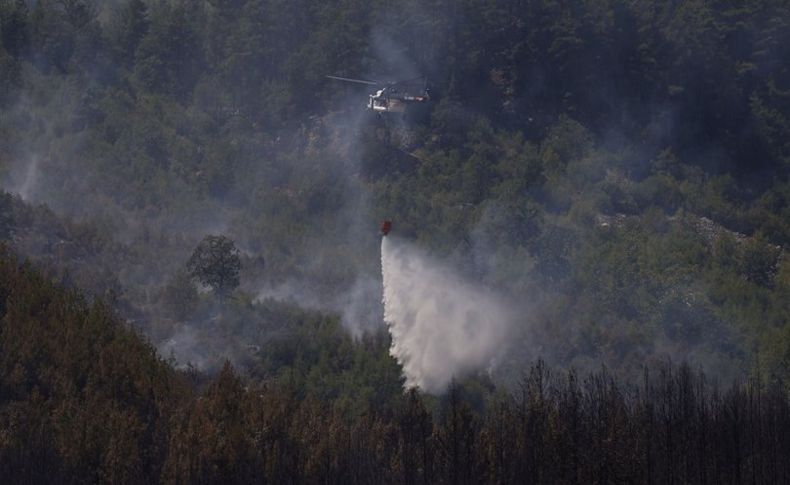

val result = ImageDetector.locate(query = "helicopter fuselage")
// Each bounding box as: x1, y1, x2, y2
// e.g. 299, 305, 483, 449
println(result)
368, 88, 429, 113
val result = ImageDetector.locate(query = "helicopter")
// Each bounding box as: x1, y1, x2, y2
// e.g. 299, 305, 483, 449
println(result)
380, 220, 392, 236
327, 75, 430, 113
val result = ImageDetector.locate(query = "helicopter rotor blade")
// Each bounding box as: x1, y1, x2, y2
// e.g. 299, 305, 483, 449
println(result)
389, 76, 427, 87
326, 75, 380, 86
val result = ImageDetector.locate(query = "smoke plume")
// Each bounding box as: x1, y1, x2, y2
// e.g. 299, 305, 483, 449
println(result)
381, 236, 513, 393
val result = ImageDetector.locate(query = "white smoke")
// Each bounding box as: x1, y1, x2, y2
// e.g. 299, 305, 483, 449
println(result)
255, 273, 382, 338
17, 155, 40, 201
2, 154, 41, 202
381, 236, 513, 393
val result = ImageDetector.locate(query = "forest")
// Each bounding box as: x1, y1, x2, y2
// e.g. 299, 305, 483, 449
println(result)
0, 0, 789, 482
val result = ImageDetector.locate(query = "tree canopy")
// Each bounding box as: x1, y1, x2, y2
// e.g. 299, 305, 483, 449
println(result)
187, 234, 241, 299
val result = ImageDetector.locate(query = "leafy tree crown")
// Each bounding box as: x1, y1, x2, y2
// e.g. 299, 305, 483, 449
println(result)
186, 234, 241, 298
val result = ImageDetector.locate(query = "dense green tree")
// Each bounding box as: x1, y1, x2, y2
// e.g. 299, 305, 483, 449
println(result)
133, 3, 203, 98
110, 0, 149, 68
28, 0, 74, 72
161, 268, 198, 320
0, 0, 28, 58
187, 235, 241, 301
